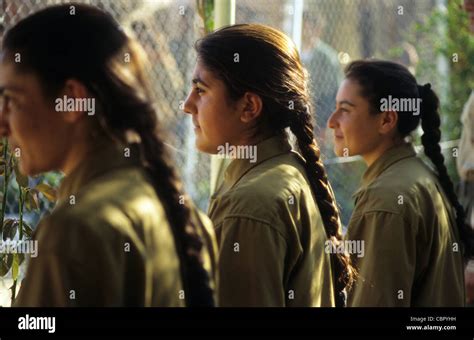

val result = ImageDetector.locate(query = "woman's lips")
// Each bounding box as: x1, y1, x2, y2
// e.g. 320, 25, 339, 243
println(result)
192, 119, 200, 130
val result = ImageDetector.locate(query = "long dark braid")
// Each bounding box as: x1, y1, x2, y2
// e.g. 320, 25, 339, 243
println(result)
128, 113, 215, 307
418, 84, 474, 261
345, 59, 474, 262
90, 37, 215, 308
289, 106, 355, 307
196, 23, 356, 306
3, 3, 215, 306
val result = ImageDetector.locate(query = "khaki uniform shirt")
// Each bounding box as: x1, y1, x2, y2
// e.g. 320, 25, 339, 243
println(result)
457, 90, 474, 181
14, 138, 217, 307
208, 134, 335, 307
347, 143, 465, 307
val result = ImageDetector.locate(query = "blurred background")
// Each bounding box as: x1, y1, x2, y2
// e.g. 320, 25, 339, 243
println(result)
0, 0, 472, 306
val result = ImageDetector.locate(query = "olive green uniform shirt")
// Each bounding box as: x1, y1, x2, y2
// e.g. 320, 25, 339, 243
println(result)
14, 139, 217, 307
346, 143, 465, 307
208, 135, 335, 307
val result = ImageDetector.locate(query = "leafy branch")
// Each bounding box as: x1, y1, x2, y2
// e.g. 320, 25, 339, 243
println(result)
0, 138, 57, 306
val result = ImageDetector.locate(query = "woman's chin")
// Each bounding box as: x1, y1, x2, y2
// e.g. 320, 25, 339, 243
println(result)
333, 146, 344, 157
194, 138, 213, 154
18, 160, 39, 177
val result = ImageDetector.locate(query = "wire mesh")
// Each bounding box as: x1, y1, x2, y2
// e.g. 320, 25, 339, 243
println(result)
1, 0, 458, 306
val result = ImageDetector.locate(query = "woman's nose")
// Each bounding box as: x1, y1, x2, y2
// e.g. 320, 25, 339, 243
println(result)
327, 110, 337, 129
183, 91, 194, 115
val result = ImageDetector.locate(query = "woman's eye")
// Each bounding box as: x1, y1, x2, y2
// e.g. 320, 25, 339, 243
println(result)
194, 86, 204, 94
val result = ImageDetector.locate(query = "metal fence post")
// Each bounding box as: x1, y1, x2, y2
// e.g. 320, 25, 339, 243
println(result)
209, 0, 235, 195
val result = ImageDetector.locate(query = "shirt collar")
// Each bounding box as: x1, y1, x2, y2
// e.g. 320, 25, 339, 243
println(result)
360, 142, 416, 189
57, 135, 141, 204
213, 134, 292, 196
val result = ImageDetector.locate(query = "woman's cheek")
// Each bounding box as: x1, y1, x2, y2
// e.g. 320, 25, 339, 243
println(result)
340, 127, 354, 155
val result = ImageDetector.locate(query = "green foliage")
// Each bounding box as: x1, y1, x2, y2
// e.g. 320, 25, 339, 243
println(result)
411, 0, 474, 140
0, 138, 58, 305
196, 0, 214, 35
386, 0, 473, 184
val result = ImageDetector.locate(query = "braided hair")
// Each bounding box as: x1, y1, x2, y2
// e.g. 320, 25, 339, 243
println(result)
345, 60, 474, 262
195, 23, 356, 306
288, 107, 355, 306
3, 3, 214, 306
418, 83, 474, 261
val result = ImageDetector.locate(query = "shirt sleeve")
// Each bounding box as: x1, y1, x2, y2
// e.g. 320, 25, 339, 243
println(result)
216, 216, 288, 307
192, 208, 219, 304
13, 249, 90, 307
346, 211, 417, 307
13, 215, 120, 307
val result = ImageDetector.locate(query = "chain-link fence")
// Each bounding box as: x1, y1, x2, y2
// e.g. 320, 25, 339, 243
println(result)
237, 0, 445, 224
1, 0, 462, 305
1, 0, 446, 224
0, 0, 211, 210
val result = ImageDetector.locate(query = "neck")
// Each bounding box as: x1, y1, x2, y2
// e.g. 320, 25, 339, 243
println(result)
362, 138, 405, 167
235, 126, 277, 147
60, 130, 105, 176
60, 142, 92, 176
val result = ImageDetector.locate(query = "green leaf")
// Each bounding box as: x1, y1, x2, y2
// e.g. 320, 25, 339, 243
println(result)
23, 222, 34, 239
0, 161, 5, 176
0, 254, 13, 276
26, 188, 40, 211
197, 0, 214, 35
17, 252, 25, 266
2, 219, 18, 241
12, 253, 19, 281
35, 183, 57, 202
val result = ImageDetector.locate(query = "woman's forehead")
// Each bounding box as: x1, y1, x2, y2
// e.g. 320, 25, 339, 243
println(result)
192, 61, 218, 86
0, 60, 46, 99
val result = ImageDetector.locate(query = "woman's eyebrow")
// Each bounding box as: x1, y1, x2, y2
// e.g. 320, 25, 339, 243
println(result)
0, 84, 24, 94
337, 99, 356, 107
192, 76, 210, 88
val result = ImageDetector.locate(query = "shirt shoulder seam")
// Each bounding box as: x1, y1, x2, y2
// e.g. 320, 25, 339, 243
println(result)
215, 214, 288, 241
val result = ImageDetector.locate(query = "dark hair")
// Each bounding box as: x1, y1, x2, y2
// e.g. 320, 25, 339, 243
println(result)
3, 3, 214, 306
345, 59, 474, 261
195, 24, 356, 307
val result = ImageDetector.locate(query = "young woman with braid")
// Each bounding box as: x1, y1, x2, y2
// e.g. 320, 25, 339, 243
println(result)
328, 60, 474, 306
0, 4, 217, 306
184, 24, 355, 307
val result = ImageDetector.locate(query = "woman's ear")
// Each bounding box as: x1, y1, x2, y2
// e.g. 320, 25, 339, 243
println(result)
240, 92, 263, 123
378, 110, 399, 135
59, 79, 94, 123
